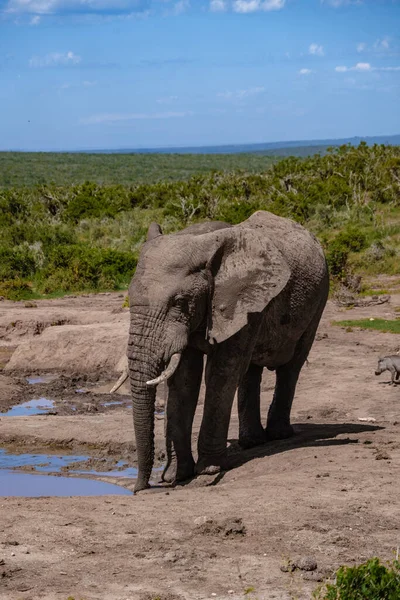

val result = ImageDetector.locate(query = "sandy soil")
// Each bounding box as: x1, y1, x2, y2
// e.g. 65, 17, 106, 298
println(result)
1, 285, 400, 600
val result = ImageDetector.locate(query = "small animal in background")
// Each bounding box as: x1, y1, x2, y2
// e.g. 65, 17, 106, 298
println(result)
375, 355, 400, 384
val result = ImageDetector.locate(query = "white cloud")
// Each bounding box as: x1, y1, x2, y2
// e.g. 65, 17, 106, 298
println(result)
374, 37, 390, 52
309, 43, 324, 57
217, 86, 265, 99
5, 1, 153, 16
30, 14, 41, 24
335, 62, 400, 73
29, 51, 81, 68
357, 42, 366, 53
173, 0, 190, 15
322, 0, 362, 7
299, 68, 312, 75
157, 95, 179, 104
233, 0, 285, 13
354, 62, 371, 71
209, 0, 227, 10
81, 111, 191, 125
59, 80, 97, 90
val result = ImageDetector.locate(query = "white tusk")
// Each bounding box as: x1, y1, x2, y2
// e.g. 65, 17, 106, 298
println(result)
110, 368, 129, 393
146, 353, 182, 387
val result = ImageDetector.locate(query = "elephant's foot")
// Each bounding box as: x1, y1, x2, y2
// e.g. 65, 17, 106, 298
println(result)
265, 423, 295, 441
239, 428, 266, 450
162, 458, 195, 485
134, 478, 151, 493
196, 453, 228, 476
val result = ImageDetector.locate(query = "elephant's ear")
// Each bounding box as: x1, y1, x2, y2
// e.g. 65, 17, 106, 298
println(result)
207, 228, 291, 344
146, 222, 163, 242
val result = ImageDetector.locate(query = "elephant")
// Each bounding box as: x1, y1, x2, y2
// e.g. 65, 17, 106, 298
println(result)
121, 210, 329, 492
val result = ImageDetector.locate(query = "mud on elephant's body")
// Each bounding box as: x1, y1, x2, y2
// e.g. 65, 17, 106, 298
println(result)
126, 211, 329, 492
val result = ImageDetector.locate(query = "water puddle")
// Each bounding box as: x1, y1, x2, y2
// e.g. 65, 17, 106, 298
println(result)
0, 450, 161, 496
4, 398, 55, 417
103, 400, 124, 407
0, 450, 87, 471
26, 374, 58, 385
0, 472, 132, 497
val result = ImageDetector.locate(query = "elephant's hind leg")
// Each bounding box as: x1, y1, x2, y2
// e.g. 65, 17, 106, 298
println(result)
238, 363, 265, 449
266, 310, 322, 441
163, 347, 203, 484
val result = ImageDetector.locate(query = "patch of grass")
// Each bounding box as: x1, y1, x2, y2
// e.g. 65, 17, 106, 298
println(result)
359, 288, 390, 297
313, 558, 400, 599
333, 319, 400, 334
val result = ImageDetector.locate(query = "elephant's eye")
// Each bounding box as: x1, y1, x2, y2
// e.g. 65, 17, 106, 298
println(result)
173, 295, 189, 311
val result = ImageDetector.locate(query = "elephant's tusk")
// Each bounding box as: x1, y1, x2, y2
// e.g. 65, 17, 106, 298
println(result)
146, 353, 182, 387
110, 368, 129, 393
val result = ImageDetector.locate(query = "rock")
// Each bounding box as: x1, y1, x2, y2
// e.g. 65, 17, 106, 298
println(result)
194, 516, 212, 527
375, 451, 390, 460
195, 516, 246, 537
280, 560, 295, 573
24, 302, 38, 308
294, 556, 318, 571
316, 332, 328, 341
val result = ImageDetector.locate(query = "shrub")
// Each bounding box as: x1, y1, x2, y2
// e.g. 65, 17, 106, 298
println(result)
0, 245, 37, 279
36, 245, 136, 294
314, 558, 400, 599
326, 227, 368, 279
0, 279, 34, 301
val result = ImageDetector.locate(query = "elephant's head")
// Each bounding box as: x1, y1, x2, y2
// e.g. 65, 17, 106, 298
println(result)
129, 217, 291, 491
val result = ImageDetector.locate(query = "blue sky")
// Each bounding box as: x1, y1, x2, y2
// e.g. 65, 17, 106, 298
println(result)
0, 0, 399, 150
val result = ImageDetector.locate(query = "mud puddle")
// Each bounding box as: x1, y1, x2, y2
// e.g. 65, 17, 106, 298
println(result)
4, 398, 55, 416
26, 374, 59, 385
0, 449, 140, 477
0, 472, 133, 496
0, 449, 162, 496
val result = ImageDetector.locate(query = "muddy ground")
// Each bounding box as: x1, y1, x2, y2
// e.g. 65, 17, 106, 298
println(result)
0, 281, 400, 600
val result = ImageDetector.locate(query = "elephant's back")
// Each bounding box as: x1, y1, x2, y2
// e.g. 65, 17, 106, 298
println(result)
241, 210, 327, 283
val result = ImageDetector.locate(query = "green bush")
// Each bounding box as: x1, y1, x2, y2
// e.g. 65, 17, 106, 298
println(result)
314, 558, 400, 599
0, 245, 37, 279
0, 279, 34, 301
36, 245, 136, 294
326, 227, 368, 278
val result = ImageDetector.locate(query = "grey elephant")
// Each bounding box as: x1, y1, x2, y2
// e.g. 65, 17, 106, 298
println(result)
122, 210, 329, 492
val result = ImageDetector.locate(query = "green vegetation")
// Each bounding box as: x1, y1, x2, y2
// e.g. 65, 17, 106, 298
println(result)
1, 143, 400, 299
0, 151, 277, 188
333, 319, 400, 334
314, 558, 400, 599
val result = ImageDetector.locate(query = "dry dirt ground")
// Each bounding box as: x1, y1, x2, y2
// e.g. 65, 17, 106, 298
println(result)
1, 283, 400, 600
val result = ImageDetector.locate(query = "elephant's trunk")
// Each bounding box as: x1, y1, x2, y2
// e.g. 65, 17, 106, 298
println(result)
130, 354, 160, 492
128, 317, 164, 492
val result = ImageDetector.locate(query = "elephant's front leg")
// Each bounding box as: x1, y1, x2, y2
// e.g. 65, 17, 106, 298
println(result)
163, 347, 203, 484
